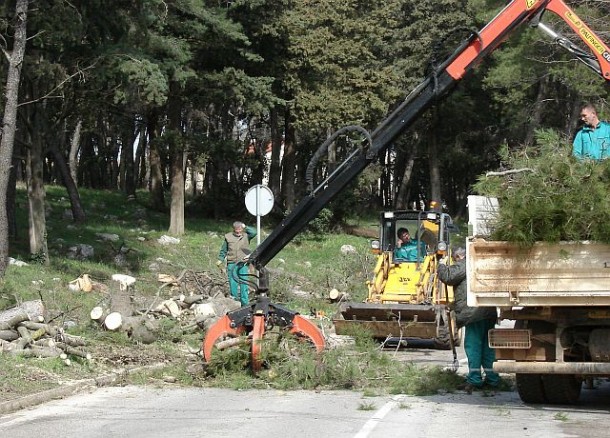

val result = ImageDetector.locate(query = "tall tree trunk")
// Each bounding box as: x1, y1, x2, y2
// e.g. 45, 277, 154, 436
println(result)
134, 125, 148, 189
524, 76, 549, 146
79, 135, 98, 188
109, 133, 120, 189
268, 107, 282, 199
49, 143, 86, 222
7, 156, 19, 239
168, 87, 185, 236
123, 122, 137, 199
26, 138, 49, 264
68, 119, 82, 186
395, 153, 415, 210
428, 112, 441, 208
168, 150, 185, 235
0, 0, 28, 276
147, 111, 165, 211
281, 109, 296, 210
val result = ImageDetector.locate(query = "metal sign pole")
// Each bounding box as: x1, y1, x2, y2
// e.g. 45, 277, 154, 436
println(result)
256, 185, 261, 245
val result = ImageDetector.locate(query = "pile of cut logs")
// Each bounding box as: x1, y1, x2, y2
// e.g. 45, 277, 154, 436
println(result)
85, 271, 240, 344
0, 300, 91, 364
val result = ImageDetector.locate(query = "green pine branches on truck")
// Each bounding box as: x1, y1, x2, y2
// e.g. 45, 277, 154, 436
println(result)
473, 129, 610, 244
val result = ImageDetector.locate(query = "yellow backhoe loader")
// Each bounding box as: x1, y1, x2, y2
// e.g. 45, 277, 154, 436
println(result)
333, 209, 461, 349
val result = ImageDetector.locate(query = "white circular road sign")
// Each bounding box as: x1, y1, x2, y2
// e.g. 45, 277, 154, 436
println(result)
245, 184, 274, 216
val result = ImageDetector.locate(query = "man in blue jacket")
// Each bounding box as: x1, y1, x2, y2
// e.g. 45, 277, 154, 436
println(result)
573, 103, 610, 160
393, 228, 426, 262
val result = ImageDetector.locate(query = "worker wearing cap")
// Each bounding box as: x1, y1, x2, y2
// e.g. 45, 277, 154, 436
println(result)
217, 221, 257, 306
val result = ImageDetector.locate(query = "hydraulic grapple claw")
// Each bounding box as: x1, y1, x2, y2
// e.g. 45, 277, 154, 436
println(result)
251, 314, 265, 372
290, 314, 326, 353
202, 299, 326, 371
202, 314, 246, 362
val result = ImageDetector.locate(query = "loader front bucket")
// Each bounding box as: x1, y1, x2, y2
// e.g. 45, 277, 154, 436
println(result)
332, 302, 443, 341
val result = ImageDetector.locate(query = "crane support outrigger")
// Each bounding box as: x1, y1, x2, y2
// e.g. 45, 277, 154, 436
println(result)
203, 0, 610, 370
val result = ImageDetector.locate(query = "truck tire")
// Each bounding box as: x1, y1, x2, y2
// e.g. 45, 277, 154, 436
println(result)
516, 374, 547, 404
541, 375, 582, 405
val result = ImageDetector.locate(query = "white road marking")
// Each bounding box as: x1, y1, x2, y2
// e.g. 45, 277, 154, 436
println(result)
353, 395, 405, 438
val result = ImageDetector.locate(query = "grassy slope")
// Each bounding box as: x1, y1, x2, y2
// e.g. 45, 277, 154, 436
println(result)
0, 186, 477, 401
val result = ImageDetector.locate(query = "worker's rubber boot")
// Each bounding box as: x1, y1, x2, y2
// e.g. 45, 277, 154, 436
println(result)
464, 321, 486, 387
481, 319, 501, 386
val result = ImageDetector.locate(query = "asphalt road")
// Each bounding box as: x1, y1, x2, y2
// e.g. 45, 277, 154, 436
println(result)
2, 321, 609, 437
1, 381, 610, 438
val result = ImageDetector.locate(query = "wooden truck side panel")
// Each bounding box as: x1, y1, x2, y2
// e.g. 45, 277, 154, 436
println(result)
467, 239, 610, 307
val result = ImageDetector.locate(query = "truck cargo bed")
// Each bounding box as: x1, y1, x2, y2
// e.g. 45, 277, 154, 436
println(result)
467, 240, 610, 307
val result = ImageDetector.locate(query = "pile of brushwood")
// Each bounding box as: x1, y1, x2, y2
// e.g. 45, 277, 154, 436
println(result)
473, 129, 610, 244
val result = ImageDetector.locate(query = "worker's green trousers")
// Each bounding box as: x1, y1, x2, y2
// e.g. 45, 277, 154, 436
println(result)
464, 319, 500, 387
227, 262, 249, 306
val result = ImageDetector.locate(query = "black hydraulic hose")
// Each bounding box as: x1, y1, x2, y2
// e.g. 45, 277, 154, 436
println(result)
305, 125, 373, 193
230, 261, 259, 294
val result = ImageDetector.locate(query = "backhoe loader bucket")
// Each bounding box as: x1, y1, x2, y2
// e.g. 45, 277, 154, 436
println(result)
333, 302, 440, 340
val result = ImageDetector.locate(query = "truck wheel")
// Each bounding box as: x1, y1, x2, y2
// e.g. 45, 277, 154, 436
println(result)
542, 375, 582, 405
516, 374, 547, 404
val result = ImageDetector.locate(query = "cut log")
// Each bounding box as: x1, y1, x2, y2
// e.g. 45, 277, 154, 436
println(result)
10, 346, 62, 358
109, 276, 135, 320
0, 311, 29, 330
215, 337, 247, 351
16, 325, 32, 344
62, 333, 87, 347
0, 329, 19, 341
0, 300, 46, 325
68, 274, 93, 292
104, 312, 123, 331
122, 316, 159, 344
157, 273, 178, 284
329, 288, 340, 300
55, 342, 92, 360
111, 273, 136, 291
90, 306, 108, 323
328, 289, 349, 302
192, 303, 216, 320
154, 299, 181, 317
19, 321, 58, 337
32, 338, 56, 348
0, 339, 10, 351
183, 294, 206, 306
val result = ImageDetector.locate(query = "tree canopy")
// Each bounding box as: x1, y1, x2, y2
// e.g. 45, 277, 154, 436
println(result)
0, 0, 609, 270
